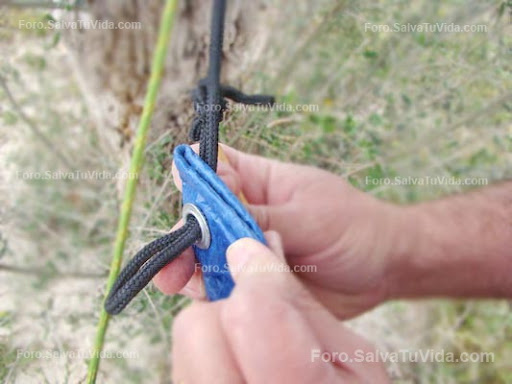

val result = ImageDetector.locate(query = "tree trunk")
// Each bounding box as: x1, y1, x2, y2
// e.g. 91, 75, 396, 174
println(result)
65, 0, 275, 156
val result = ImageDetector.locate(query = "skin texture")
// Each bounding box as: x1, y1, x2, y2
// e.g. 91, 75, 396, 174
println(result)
155, 145, 512, 310
155, 144, 406, 318
172, 235, 389, 384
153, 144, 512, 382
387, 182, 512, 299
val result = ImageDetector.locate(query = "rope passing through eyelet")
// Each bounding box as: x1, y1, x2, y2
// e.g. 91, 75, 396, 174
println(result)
182, 203, 211, 249
104, 0, 274, 315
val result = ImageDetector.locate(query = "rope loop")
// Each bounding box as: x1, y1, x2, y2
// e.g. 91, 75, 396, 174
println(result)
105, 0, 274, 315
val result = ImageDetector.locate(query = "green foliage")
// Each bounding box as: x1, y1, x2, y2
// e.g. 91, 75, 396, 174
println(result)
2, 110, 18, 125
3, 0, 511, 382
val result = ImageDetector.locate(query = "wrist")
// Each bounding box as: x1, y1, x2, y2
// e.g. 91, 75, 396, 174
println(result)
347, 199, 422, 303
382, 203, 429, 300
384, 196, 512, 300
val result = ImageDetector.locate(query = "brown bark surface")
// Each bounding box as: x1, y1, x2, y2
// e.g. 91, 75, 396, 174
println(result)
66, 0, 276, 151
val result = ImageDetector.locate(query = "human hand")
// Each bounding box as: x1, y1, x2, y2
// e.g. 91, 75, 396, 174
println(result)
154, 144, 409, 319
171, 234, 388, 383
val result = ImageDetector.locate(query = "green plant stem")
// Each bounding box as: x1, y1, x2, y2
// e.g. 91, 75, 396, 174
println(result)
86, 1, 178, 382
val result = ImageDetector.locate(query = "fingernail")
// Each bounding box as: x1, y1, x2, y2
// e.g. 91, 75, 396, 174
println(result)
226, 238, 254, 278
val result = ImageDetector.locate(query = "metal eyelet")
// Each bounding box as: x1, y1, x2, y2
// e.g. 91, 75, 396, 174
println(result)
182, 203, 211, 249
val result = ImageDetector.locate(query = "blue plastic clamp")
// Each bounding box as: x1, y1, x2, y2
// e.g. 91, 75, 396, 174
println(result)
173, 144, 266, 300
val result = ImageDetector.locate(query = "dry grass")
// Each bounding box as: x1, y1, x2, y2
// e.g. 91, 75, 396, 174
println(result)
0, 1, 511, 383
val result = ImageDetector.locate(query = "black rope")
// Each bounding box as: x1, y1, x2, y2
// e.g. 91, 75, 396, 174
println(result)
105, 216, 201, 315
190, 81, 274, 144
104, 0, 274, 315
192, 0, 274, 171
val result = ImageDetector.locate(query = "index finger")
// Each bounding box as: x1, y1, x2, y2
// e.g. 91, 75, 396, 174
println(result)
173, 143, 321, 205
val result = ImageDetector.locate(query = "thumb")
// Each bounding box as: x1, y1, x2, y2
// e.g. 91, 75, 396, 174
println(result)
227, 237, 281, 279
226, 237, 307, 302
222, 238, 343, 383
224, 238, 388, 382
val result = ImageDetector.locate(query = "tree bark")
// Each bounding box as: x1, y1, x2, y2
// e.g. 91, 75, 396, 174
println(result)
65, 0, 275, 155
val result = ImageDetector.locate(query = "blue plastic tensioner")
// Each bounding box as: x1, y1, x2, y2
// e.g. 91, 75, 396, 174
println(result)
173, 144, 266, 301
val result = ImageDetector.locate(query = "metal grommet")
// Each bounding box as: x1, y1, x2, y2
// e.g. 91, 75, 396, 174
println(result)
182, 203, 211, 249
